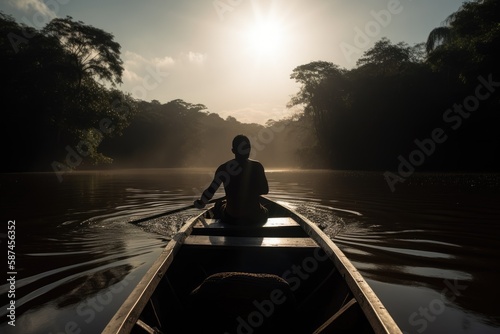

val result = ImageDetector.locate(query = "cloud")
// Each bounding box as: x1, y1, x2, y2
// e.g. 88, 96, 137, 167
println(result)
122, 68, 142, 83
123, 51, 147, 69
122, 50, 206, 85
122, 51, 175, 84
9, 0, 57, 19
120, 50, 207, 101
153, 56, 176, 72
185, 51, 207, 64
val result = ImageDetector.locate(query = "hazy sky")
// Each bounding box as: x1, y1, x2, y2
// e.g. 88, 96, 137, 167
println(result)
1, 0, 465, 124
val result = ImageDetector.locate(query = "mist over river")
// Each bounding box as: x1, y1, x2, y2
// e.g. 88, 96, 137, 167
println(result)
1, 169, 499, 334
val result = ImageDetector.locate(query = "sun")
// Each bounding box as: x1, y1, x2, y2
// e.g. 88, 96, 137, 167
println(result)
245, 19, 286, 59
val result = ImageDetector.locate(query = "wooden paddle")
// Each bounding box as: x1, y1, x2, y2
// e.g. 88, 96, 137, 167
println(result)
129, 196, 225, 225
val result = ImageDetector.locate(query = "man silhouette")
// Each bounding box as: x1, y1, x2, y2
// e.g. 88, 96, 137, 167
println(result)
194, 135, 269, 225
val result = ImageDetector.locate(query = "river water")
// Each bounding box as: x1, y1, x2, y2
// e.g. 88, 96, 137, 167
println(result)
1, 169, 499, 334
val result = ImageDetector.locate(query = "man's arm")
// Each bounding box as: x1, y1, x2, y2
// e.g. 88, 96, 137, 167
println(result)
194, 165, 225, 208
257, 162, 269, 195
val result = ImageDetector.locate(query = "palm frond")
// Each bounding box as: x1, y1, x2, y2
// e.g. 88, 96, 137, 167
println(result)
426, 26, 453, 53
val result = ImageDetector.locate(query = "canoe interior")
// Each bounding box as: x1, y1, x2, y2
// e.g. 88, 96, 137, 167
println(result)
130, 199, 377, 334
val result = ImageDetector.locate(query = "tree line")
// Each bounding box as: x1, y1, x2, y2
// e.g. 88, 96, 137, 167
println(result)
99, 99, 312, 169
289, 0, 500, 171
1, 0, 499, 173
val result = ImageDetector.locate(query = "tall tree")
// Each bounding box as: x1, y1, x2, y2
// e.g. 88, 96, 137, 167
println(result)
43, 16, 123, 88
288, 61, 349, 156
356, 38, 413, 75
40, 16, 134, 167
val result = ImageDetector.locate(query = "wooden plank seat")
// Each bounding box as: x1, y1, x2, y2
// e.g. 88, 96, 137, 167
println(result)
184, 235, 318, 248
191, 217, 308, 237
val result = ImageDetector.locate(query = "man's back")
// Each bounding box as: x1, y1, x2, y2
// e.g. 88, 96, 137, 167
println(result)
217, 159, 268, 218
194, 135, 269, 224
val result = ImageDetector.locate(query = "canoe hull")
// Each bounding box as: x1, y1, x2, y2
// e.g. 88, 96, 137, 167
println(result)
103, 196, 402, 334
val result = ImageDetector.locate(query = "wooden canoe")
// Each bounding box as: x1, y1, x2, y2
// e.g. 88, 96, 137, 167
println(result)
103, 196, 402, 334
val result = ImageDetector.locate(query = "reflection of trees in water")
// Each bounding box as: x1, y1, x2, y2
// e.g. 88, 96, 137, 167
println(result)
338, 230, 500, 328
312, 172, 500, 329
3, 219, 136, 320
57, 264, 135, 308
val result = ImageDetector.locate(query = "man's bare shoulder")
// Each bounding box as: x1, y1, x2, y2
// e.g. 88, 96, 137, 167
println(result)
217, 159, 265, 172
217, 159, 235, 168
248, 159, 265, 168
216, 159, 242, 173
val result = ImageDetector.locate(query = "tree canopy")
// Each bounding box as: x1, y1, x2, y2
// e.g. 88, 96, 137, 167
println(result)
1, 13, 135, 172
426, 0, 500, 83
43, 16, 123, 87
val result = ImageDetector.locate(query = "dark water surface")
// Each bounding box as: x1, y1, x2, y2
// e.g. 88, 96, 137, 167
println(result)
1, 169, 499, 333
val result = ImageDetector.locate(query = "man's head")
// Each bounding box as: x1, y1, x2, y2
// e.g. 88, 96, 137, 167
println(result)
232, 135, 251, 160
